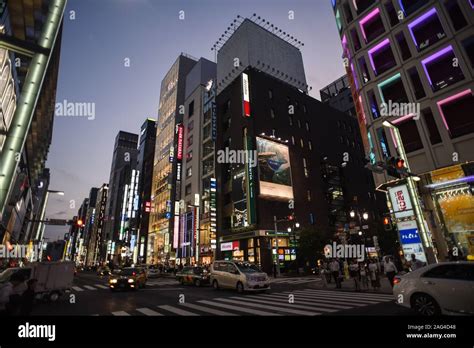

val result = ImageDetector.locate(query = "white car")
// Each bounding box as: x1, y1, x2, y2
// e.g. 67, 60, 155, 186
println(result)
393, 261, 474, 315
210, 261, 270, 293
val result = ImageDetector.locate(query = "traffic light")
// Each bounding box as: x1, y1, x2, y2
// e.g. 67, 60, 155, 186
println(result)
385, 157, 407, 179
383, 216, 392, 231
287, 213, 295, 221
76, 219, 83, 227
396, 158, 405, 169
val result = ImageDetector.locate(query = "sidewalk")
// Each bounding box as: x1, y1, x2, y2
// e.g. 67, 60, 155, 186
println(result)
315, 275, 394, 295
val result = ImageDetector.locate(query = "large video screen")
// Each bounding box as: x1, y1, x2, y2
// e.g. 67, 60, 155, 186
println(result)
256, 137, 294, 200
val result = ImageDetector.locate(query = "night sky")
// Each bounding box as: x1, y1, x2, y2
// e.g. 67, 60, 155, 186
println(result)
44, 0, 345, 241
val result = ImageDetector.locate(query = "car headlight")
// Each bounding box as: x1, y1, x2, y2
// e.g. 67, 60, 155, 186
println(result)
128, 278, 135, 283
110, 279, 117, 284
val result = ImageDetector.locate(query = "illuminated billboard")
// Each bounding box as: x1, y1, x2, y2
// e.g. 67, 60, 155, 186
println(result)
256, 137, 293, 200
242, 73, 251, 117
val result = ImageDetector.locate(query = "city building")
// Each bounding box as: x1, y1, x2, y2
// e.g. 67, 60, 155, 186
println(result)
85, 183, 108, 266
135, 119, 157, 264
79, 187, 98, 264
214, 17, 382, 274
0, 1, 66, 248
332, 0, 474, 261
179, 57, 217, 265
148, 54, 197, 265
320, 75, 357, 117
103, 131, 139, 264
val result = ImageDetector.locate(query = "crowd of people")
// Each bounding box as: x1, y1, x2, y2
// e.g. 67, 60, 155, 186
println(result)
0, 273, 37, 316
319, 254, 426, 291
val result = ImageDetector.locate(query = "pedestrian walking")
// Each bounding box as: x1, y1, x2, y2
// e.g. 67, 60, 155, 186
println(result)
359, 262, 369, 290
383, 256, 398, 287
20, 279, 38, 316
349, 260, 360, 291
408, 254, 425, 271
368, 259, 380, 291
329, 259, 341, 289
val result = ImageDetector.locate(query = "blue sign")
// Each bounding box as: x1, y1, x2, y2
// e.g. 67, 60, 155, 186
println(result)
165, 212, 172, 219
399, 228, 421, 245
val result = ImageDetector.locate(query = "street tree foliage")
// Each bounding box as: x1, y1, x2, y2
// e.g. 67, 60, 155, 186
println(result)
297, 227, 331, 266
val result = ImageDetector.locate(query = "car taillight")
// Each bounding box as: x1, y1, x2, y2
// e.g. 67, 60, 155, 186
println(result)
393, 276, 401, 285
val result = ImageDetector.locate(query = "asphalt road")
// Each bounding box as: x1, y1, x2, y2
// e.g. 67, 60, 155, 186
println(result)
30, 272, 414, 316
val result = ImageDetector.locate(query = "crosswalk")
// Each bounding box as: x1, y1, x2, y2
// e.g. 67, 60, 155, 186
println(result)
99, 289, 394, 316
71, 279, 179, 292
269, 277, 321, 285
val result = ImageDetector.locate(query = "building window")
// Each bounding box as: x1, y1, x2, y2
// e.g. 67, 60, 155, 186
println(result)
437, 89, 474, 138
309, 213, 315, 225
354, 0, 377, 15
269, 89, 273, 99
339, 136, 344, 143
351, 28, 361, 51
307, 190, 312, 202
376, 127, 391, 158
300, 139, 304, 148
378, 73, 409, 105
395, 32, 412, 61
223, 99, 231, 114
336, 9, 342, 33
188, 135, 193, 146
368, 39, 397, 76
461, 36, 474, 68
189, 100, 194, 118
358, 56, 371, 83
444, 0, 468, 31
305, 122, 310, 131
308, 140, 312, 150
291, 136, 295, 145
188, 120, 194, 131
407, 67, 426, 100
185, 184, 192, 196
297, 119, 301, 128
270, 108, 275, 119
399, 0, 430, 17
187, 167, 192, 177
187, 150, 193, 160
384, 1, 399, 27
421, 45, 465, 92
289, 116, 293, 126
398, 119, 424, 153
303, 105, 307, 114
343, 1, 353, 23
408, 8, 446, 52
422, 108, 442, 144
303, 158, 309, 178
359, 7, 385, 44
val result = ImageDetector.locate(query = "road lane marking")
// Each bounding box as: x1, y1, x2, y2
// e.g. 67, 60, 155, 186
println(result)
158, 305, 200, 316
280, 292, 377, 305
112, 311, 130, 316
94, 284, 108, 289
298, 289, 394, 300
259, 293, 365, 308
180, 303, 238, 316
197, 300, 281, 316
71, 286, 84, 292
136, 308, 163, 316
83, 285, 98, 290
237, 296, 339, 312
295, 289, 394, 302
256, 295, 352, 312
216, 298, 320, 316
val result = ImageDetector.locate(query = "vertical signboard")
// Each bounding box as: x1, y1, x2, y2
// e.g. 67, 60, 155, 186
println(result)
177, 124, 184, 161
388, 184, 414, 219
242, 73, 251, 118
244, 135, 256, 225
397, 220, 427, 263
210, 178, 217, 250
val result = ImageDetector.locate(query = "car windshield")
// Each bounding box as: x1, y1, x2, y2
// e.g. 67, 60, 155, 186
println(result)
117, 268, 138, 276
236, 263, 261, 273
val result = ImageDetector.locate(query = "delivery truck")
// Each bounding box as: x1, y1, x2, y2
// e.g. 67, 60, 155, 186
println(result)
0, 261, 75, 302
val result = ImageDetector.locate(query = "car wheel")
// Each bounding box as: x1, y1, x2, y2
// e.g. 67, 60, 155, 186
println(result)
236, 282, 244, 294
212, 280, 219, 290
195, 279, 201, 287
411, 293, 441, 316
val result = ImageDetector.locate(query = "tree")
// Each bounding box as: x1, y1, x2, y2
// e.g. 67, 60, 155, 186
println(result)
297, 227, 331, 268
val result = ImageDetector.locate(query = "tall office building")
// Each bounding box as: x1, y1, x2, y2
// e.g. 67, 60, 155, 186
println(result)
85, 183, 108, 266
332, 0, 474, 260
215, 17, 381, 273
179, 57, 217, 265
320, 75, 357, 117
148, 54, 197, 265
0, 1, 66, 246
79, 187, 99, 264
104, 131, 138, 263
135, 119, 157, 263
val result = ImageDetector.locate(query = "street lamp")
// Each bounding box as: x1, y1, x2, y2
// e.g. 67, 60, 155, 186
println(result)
349, 210, 356, 218
287, 227, 292, 233
295, 222, 300, 228
362, 212, 369, 220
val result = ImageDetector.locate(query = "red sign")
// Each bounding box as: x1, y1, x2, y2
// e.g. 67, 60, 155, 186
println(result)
144, 201, 151, 213
177, 124, 184, 161
242, 73, 250, 117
